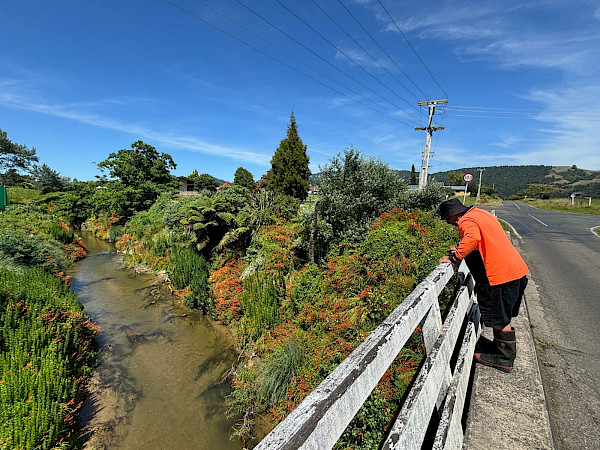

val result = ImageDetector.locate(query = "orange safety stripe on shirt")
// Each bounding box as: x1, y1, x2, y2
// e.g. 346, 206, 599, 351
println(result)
453, 208, 529, 286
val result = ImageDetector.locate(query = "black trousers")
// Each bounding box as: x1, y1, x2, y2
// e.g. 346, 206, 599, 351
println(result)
475, 276, 528, 328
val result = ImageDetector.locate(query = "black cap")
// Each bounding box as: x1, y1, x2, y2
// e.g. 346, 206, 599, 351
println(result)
439, 198, 470, 221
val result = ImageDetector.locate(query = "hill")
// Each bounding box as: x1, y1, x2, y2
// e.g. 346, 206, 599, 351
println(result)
419, 165, 600, 198
312, 165, 600, 199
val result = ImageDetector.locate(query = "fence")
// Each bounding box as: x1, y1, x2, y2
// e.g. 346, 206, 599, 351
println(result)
256, 261, 480, 450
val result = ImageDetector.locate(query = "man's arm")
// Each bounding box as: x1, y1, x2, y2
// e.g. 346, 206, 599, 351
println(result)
438, 221, 481, 265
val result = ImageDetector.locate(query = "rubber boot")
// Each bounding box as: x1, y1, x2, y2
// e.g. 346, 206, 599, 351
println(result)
474, 328, 516, 373
474, 335, 495, 354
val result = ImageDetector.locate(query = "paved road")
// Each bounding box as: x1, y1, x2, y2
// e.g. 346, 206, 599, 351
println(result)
490, 201, 600, 449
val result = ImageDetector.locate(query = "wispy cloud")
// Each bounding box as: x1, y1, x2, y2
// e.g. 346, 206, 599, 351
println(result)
378, 1, 600, 76
0, 84, 271, 165
492, 133, 525, 149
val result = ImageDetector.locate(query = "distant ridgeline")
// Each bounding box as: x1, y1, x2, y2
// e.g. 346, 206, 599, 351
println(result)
429, 165, 600, 198
312, 165, 600, 199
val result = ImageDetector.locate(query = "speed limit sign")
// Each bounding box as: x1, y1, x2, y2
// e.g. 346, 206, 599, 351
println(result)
463, 173, 474, 183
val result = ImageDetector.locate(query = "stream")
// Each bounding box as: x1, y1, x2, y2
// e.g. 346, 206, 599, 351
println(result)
70, 233, 242, 449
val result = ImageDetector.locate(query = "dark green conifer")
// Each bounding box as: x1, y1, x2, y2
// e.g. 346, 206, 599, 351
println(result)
267, 112, 310, 201
233, 167, 255, 191
410, 164, 418, 185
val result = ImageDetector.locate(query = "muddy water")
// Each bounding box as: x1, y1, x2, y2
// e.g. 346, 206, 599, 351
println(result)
71, 233, 241, 449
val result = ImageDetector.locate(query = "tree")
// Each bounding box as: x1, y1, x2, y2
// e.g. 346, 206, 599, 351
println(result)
32, 164, 69, 194
95, 141, 179, 220
410, 164, 418, 185
267, 113, 310, 200
0, 169, 33, 187
0, 129, 38, 179
234, 167, 255, 190
523, 183, 560, 199
97, 140, 176, 187
46, 181, 96, 228
194, 173, 220, 192
317, 147, 407, 246
448, 171, 464, 186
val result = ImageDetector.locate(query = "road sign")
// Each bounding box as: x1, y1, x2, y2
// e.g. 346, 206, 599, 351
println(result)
463, 173, 474, 183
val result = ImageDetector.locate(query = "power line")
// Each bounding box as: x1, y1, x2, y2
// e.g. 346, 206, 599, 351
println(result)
445, 114, 600, 121
443, 110, 600, 121
447, 105, 600, 117
192, 0, 416, 125
449, 105, 600, 113
377, 0, 448, 99
165, 0, 415, 125
274, 0, 422, 120
335, 0, 428, 100
310, 0, 422, 101
232, 0, 419, 124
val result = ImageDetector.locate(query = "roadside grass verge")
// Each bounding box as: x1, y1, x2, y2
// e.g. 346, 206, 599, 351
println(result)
449, 195, 503, 207
521, 198, 600, 215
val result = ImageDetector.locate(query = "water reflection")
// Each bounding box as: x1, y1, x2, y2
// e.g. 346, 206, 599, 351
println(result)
71, 234, 241, 449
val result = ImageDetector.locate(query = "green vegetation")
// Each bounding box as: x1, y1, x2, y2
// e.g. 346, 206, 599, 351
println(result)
0, 129, 38, 183
94, 140, 179, 222
448, 194, 503, 207
266, 112, 311, 201
14, 123, 600, 448
194, 173, 220, 192
102, 140, 457, 447
233, 167, 255, 191
317, 147, 408, 247
6, 187, 40, 204
429, 165, 600, 199
167, 246, 210, 310
522, 197, 600, 215
0, 205, 96, 449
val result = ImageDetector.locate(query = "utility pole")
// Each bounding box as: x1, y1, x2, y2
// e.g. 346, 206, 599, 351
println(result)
415, 99, 448, 189
476, 167, 486, 202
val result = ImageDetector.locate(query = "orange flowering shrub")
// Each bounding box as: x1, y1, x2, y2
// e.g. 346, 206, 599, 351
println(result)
256, 220, 301, 275
209, 254, 245, 325
85, 215, 121, 240
226, 208, 458, 447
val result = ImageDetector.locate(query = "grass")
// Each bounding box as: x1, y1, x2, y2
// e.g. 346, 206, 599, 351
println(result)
6, 187, 40, 204
521, 197, 600, 215
449, 194, 503, 207
498, 219, 512, 233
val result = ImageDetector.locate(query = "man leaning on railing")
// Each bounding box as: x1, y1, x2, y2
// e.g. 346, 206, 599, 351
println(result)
438, 198, 529, 373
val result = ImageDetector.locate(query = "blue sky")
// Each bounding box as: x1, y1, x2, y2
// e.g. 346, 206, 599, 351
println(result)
2, 0, 600, 183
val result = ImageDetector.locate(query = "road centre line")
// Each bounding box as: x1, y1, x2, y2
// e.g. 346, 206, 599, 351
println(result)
528, 214, 549, 227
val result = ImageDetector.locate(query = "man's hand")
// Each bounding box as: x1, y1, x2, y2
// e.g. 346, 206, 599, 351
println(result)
438, 255, 452, 265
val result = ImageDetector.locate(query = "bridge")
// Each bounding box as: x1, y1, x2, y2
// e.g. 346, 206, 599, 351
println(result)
256, 258, 554, 449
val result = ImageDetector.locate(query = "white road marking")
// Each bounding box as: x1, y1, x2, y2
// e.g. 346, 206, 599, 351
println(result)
528, 214, 549, 227
507, 221, 523, 243
511, 202, 521, 209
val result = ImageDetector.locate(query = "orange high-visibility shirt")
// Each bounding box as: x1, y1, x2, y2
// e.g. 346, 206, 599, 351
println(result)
453, 208, 529, 286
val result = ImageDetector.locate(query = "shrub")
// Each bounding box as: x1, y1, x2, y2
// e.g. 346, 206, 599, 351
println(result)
260, 340, 304, 403
167, 246, 210, 311
239, 271, 284, 341
0, 267, 98, 449
0, 232, 69, 273
317, 147, 407, 248
400, 182, 448, 213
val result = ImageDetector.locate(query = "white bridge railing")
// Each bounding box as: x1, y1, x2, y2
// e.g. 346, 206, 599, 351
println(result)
256, 261, 480, 450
